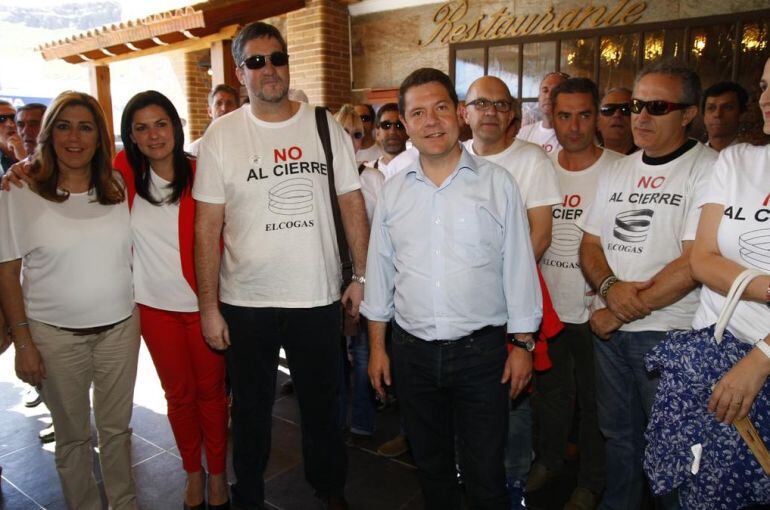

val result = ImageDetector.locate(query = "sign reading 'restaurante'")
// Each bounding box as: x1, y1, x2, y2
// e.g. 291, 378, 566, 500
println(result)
421, 0, 648, 46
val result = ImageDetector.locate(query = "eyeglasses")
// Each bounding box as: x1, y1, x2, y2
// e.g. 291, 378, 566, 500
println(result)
600, 103, 631, 117
466, 98, 512, 113
0, 114, 15, 123
359, 114, 372, 123
239, 51, 289, 70
378, 120, 404, 131
630, 99, 693, 116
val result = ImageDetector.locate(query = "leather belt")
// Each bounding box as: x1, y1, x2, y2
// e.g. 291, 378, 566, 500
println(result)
53, 316, 130, 337
394, 322, 504, 345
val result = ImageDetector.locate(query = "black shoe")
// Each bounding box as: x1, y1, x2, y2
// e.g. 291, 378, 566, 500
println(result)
208, 501, 230, 510
39, 424, 55, 444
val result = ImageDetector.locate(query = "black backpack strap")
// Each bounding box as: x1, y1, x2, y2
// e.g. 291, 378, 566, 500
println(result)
315, 106, 352, 284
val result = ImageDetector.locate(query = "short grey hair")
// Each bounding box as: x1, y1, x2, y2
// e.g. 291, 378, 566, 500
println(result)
635, 61, 701, 108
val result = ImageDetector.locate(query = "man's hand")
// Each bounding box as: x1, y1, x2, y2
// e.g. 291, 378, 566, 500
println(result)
1, 158, 34, 191
368, 346, 391, 401
200, 308, 230, 351
605, 280, 653, 322
7, 133, 25, 160
501, 340, 533, 399
589, 308, 623, 340
15, 343, 46, 386
341, 281, 364, 319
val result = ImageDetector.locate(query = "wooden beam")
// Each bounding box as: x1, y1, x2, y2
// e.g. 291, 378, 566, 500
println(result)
85, 25, 240, 65
89, 65, 114, 149
211, 39, 240, 91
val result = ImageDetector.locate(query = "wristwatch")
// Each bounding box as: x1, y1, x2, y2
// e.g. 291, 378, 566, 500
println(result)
351, 274, 366, 285
511, 338, 535, 352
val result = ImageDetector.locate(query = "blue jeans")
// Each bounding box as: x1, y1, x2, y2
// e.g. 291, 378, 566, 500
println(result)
505, 393, 532, 487
593, 330, 678, 510
391, 322, 509, 510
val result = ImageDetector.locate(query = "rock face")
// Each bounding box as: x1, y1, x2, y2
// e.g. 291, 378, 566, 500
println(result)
0, 2, 121, 31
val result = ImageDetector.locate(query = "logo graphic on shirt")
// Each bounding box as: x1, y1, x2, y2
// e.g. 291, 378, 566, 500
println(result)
268, 178, 314, 215
738, 228, 770, 271
613, 209, 654, 243
550, 223, 583, 256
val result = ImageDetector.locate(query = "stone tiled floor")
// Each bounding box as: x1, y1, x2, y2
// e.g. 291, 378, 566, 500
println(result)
0, 343, 578, 509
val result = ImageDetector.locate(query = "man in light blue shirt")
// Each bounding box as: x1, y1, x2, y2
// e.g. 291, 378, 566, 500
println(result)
361, 68, 542, 510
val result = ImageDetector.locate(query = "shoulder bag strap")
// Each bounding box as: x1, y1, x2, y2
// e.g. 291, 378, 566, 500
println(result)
315, 106, 352, 283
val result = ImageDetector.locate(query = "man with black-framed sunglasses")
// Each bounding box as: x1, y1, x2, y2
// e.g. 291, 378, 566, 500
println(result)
578, 62, 717, 510
0, 100, 23, 176
597, 87, 637, 155
369, 103, 408, 174
193, 21, 369, 510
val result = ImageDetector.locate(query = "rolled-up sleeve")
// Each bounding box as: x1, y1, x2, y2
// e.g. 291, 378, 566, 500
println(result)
360, 197, 396, 322
502, 179, 543, 333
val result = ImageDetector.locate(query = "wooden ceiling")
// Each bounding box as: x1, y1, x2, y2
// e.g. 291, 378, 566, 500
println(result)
37, 0, 306, 64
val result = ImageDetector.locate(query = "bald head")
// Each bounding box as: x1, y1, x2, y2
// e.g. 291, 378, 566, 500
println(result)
466, 76, 513, 103
464, 76, 514, 149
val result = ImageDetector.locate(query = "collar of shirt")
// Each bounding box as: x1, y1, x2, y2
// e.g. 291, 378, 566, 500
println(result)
404, 144, 478, 190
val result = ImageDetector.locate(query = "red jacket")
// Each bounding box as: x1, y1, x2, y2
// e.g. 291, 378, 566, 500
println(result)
113, 150, 198, 295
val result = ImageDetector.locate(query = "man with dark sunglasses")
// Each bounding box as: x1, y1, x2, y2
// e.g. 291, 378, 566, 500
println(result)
578, 62, 717, 510
369, 103, 408, 175
354, 103, 383, 163
597, 88, 637, 155
193, 21, 369, 510
0, 101, 23, 176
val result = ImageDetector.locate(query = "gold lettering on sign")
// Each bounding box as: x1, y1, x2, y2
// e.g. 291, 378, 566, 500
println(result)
420, 0, 649, 46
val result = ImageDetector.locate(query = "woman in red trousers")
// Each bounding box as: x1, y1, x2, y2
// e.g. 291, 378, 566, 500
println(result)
115, 90, 228, 510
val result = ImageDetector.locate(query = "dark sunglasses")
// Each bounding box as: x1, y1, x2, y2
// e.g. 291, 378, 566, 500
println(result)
0, 114, 15, 123
240, 51, 289, 70
359, 114, 372, 123
630, 99, 693, 116
466, 98, 512, 113
600, 103, 631, 117
378, 120, 404, 131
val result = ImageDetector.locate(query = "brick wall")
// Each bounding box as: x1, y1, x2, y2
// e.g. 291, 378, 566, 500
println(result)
184, 49, 213, 142
287, 0, 351, 109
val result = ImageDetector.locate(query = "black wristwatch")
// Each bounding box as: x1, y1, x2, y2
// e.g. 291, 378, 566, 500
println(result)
511, 338, 536, 352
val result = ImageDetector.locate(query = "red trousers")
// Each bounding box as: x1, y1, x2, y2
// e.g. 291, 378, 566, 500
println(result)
138, 304, 227, 474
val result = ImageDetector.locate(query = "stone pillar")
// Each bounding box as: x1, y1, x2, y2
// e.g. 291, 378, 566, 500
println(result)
287, 0, 351, 109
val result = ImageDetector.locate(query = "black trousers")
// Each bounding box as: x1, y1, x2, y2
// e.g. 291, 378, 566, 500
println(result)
391, 322, 510, 510
222, 302, 347, 509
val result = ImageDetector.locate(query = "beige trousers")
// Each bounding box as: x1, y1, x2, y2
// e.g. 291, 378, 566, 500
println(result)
31, 308, 141, 510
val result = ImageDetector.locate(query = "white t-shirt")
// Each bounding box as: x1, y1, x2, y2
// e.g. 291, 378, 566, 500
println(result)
356, 143, 384, 164
382, 147, 419, 181
516, 120, 561, 154
464, 138, 561, 210
541, 149, 623, 324
692, 144, 770, 344
193, 103, 361, 308
186, 137, 202, 157
131, 170, 198, 312
579, 141, 717, 331
359, 166, 384, 222
0, 183, 134, 328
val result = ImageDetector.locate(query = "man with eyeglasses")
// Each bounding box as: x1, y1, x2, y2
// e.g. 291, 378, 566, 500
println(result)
578, 62, 717, 510
532, 78, 622, 510
0, 101, 24, 176
193, 21, 369, 510
597, 88, 637, 155
462, 75, 561, 509
516, 72, 569, 154
354, 103, 384, 163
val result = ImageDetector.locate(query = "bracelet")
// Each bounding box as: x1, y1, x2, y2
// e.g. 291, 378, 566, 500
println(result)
15, 342, 28, 350
755, 339, 770, 360
12, 321, 29, 329
599, 275, 619, 299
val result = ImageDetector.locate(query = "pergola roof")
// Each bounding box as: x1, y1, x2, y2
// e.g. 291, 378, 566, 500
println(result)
37, 0, 305, 64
